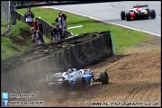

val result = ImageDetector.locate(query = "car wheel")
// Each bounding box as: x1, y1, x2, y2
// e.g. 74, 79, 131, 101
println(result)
75, 76, 86, 90
126, 12, 131, 21
100, 71, 109, 84
121, 11, 125, 20
150, 9, 156, 19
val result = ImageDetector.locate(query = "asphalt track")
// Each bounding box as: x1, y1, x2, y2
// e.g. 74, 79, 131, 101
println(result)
43, 1, 161, 36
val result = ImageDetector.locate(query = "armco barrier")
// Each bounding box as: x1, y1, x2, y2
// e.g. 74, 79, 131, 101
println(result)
36, 18, 53, 36
16, 11, 25, 22
1, 31, 114, 93
15, 1, 120, 9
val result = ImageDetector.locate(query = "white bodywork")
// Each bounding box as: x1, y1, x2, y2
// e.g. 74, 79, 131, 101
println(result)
129, 7, 148, 14
46, 68, 93, 84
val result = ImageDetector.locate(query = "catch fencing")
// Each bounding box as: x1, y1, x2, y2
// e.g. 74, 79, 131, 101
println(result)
1, 1, 10, 27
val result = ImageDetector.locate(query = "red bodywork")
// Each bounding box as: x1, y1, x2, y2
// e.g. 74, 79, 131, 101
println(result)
130, 12, 135, 19
136, 6, 142, 11
130, 7, 142, 19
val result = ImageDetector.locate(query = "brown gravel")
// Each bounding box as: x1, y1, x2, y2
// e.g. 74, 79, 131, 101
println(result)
8, 35, 161, 107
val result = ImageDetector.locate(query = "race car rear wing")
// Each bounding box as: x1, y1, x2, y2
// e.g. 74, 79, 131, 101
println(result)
133, 5, 148, 8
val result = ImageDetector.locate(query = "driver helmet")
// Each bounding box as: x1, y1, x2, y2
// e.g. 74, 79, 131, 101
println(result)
80, 69, 85, 74
68, 69, 72, 73
136, 3, 139, 6
136, 3, 141, 9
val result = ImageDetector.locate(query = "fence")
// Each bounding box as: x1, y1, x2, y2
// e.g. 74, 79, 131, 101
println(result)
1, 1, 10, 27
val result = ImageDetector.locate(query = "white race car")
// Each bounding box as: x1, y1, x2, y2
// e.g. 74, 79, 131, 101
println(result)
40, 67, 109, 90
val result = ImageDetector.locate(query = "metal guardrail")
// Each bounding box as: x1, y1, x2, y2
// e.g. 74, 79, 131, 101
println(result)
15, 1, 121, 9
16, 11, 25, 22
36, 18, 53, 36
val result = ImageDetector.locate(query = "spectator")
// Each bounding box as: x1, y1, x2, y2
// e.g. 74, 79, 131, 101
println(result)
51, 25, 61, 41
55, 11, 68, 40
55, 12, 63, 38
59, 11, 67, 38
55, 14, 62, 30
30, 27, 45, 45
51, 27, 57, 42
24, 6, 34, 26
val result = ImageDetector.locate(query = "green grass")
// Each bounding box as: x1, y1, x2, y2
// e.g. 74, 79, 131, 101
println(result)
1, 37, 33, 59
1, 20, 33, 60
1, 37, 18, 59
43, 35, 52, 43
1, 20, 8, 33
1, 19, 13, 33
1, 19, 53, 60
8, 21, 31, 39
1, 27, 7, 33
16, 7, 151, 54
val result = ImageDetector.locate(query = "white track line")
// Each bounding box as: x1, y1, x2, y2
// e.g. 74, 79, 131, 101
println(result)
42, 6, 161, 37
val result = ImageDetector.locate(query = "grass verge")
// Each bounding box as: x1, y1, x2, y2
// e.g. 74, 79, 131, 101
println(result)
17, 7, 151, 54
1, 21, 33, 59
1, 20, 52, 60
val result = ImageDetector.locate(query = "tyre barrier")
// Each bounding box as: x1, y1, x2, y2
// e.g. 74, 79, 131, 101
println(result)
1, 31, 114, 93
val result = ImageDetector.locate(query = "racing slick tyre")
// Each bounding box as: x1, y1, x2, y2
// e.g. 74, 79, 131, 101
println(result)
100, 71, 109, 84
150, 9, 156, 19
126, 12, 131, 21
75, 76, 86, 90
121, 11, 125, 20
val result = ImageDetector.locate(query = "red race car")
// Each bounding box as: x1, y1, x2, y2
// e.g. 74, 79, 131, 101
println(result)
121, 4, 156, 21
